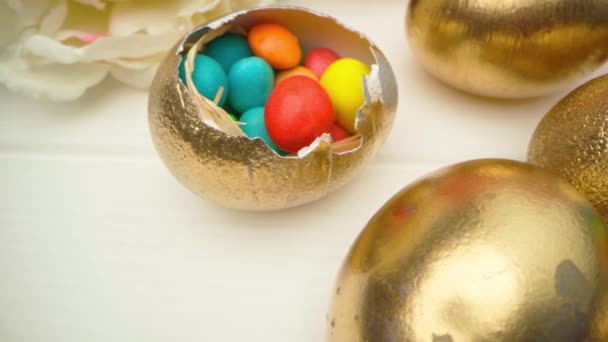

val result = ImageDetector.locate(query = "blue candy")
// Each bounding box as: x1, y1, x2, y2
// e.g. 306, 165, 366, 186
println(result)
240, 107, 285, 155
179, 54, 229, 106
205, 33, 252, 72
228, 57, 274, 114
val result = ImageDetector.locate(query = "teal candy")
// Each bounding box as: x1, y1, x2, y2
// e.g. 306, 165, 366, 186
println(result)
228, 57, 274, 114
179, 54, 229, 106
240, 107, 285, 155
205, 33, 252, 72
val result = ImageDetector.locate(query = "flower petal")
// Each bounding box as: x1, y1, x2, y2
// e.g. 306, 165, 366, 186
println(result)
2, 0, 278, 102
108, 53, 166, 70
0, 55, 109, 101
227, 0, 275, 10
108, 0, 220, 36
0, 1, 20, 46
24, 31, 181, 63
60, 0, 110, 34
39, 0, 67, 36
72, 0, 106, 11
10, 0, 51, 26
110, 62, 159, 89
3, 0, 23, 12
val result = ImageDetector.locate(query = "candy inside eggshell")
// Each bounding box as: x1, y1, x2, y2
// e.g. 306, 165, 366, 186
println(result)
148, 6, 398, 210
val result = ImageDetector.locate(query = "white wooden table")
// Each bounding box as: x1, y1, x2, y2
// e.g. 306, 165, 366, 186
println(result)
1, 1, 607, 340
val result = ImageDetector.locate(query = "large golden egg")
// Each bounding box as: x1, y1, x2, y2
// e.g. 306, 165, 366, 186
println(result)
327, 159, 608, 341
528, 74, 608, 225
148, 6, 397, 210
406, 0, 608, 99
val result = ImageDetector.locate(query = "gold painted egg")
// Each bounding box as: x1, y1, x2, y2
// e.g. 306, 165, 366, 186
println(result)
327, 159, 608, 341
528, 74, 608, 225
406, 0, 608, 99
148, 7, 397, 210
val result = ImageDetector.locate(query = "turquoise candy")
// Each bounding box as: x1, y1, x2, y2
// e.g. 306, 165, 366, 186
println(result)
205, 33, 252, 72
228, 57, 274, 114
240, 107, 285, 155
179, 54, 229, 106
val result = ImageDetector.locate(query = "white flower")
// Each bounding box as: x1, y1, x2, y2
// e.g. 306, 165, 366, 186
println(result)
0, 0, 275, 101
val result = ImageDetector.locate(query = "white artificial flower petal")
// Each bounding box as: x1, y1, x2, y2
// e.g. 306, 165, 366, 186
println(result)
0, 1, 20, 46
72, 0, 106, 11
176, 0, 221, 17
109, 0, 220, 36
109, 62, 159, 89
81, 32, 182, 60
0, 57, 109, 101
3, 0, 22, 12
108, 53, 166, 70
134, 17, 189, 37
24, 31, 181, 63
60, 0, 110, 35
1, 0, 277, 101
23, 34, 84, 64
39, 1, 67, 36
12, 0, 51, 27
228, 0, 275, 10
53, 30, 103, 43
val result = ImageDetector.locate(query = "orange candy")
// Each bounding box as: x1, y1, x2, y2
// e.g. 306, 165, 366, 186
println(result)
275, 66, 318, 85
248, 23, 301, 70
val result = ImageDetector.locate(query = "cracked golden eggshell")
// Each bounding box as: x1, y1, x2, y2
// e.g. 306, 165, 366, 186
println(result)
327, 159, 608, 341
406, 0, 608, 99
148, 7, 398, 210
529, 74, 608, 225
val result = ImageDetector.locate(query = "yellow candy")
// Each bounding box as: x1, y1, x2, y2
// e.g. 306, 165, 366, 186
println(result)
320, 58, 370, 133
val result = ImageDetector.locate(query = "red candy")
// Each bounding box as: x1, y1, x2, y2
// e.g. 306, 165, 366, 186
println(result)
265, 76, 335, 152
304, 48, 340, 78
329, 123, 350, 142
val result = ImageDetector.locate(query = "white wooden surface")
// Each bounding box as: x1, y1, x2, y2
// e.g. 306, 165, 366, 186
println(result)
1, 1, 607, 341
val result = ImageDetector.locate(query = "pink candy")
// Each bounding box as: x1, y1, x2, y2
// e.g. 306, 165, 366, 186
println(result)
304, 48, 340, 78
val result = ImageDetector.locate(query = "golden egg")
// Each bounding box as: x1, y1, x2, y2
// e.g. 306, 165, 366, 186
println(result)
406, 0, 608, 99
327, 159, 608, 341
528, 74, 608, 226
148, 7, 397, 210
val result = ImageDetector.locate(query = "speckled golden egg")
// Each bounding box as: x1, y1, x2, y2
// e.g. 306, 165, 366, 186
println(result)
406, 0, 608, 99
148, 6, 397, 211
327, 159, 608, 341
528, 74, 608, 226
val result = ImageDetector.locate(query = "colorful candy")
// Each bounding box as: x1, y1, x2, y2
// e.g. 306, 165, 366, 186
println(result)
248, 23, 301, 70
265, 76, 335, 152
305, 48, 340, 78
181, 22, 371, 154
179, 54, 229, 106
275, 66, 317, 85
239, 107, 284, 154
329, 123, 350, 142
204, 33, 252, 72
227, 56, 274, 114
320, 58, 370, 133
